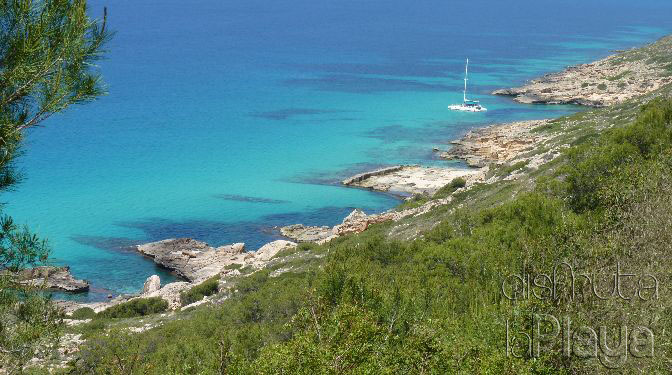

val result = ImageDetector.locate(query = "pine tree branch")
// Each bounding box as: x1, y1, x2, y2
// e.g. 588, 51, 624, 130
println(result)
1, 57, 63, 107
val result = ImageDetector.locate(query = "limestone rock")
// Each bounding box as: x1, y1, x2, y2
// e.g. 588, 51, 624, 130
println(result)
16, 266, 89, 293
342, 165, 480, 196
136, 238, 247, 282
440, 120, 551, 167
280, 224, 334, 243
231, 242, 245, 253
143, 281, 191, 310
142, 275, 161, 294
254, 240, 297, 261
334, 209, 369, 236
341, 166, 404, 185
66, 281, 191, 315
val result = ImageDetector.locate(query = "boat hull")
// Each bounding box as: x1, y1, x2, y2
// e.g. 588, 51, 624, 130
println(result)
448, 104, 487, 112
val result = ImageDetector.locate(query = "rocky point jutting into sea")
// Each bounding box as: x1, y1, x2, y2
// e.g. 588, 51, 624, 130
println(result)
342, 36, 672, 200
493, 35, 672, 106
13, 266, 89, 293
342, 165, 481, 196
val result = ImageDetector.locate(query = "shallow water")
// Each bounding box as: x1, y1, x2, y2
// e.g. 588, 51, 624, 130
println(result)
6, 0, 671, 300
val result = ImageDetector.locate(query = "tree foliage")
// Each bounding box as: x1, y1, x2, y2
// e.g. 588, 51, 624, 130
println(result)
0, 0, 110, 372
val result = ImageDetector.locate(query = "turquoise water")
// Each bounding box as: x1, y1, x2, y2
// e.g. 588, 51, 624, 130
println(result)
6, 0, 671, 300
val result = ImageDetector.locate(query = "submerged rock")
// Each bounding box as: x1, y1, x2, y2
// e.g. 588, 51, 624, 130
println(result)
17, 266, 89, 293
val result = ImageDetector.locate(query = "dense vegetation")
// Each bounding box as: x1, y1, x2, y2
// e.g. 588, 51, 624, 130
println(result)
57, 98, 672, 374
433, 176, 466, 198
0, 0, 109, 372
180, 276, 220, 306
70, 307, 97, 320
97, 298, 169, 319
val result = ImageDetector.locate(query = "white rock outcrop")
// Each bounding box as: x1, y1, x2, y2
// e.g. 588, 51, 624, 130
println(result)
142, 275, 161, 294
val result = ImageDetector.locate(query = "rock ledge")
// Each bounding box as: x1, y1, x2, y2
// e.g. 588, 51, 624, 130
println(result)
17, 266, 89, 293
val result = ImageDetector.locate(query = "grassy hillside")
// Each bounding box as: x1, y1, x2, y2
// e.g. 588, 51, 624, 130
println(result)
34, 83, 672, 374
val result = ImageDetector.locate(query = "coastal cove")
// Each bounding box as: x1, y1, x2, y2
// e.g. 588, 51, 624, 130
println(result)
36, 39, 671, 366
6, 0, 672, 301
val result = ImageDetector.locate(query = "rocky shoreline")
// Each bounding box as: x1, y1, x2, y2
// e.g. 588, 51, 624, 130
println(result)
59, 239, 297, 313
280, 198, 467, 244
493, 35, 672, 107
135, 238, 296, 284
14, 266, 89, 293
56, 35, 672, 317
56, 115, 558, 316
57, 114, 560, 315
342, 165, 482, 196
439, 119, 553, 167
338, 119, 554, 198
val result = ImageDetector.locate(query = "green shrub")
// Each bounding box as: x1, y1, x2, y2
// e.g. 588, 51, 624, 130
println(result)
180, 276, 220, 306
224, 263, 242, 271
606, 70, 631, 81
450, 177, 467, 189
74, 318, 109, 338
273, 242, 315, 259
98, 297, 168, 319
239, 265, 255, 275
70, 307, 96, 320
563, 99, 672, 212
395, 194, 429, 211
433, 177, 467, 199
496, 160, 529, 177
665, 63, 672, 76
597, 83, 607, 90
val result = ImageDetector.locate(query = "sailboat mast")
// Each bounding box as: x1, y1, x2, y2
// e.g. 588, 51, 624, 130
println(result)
449, 58, 486, 112
463, 58, 469, 102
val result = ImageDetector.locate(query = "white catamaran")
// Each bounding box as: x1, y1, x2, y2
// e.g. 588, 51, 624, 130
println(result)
448, 58, 487, 112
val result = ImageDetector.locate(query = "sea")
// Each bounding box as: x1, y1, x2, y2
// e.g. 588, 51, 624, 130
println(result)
5, 0, 671, 300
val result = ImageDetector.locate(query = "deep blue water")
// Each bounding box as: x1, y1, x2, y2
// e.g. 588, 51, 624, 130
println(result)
6, 0, 671, 300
